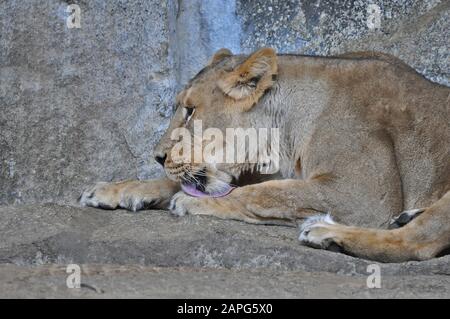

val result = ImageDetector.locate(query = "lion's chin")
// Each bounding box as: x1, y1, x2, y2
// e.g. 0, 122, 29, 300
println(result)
181, 182, 235, 198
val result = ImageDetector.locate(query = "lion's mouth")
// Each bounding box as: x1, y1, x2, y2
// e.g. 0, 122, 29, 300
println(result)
181, 170, 235, 198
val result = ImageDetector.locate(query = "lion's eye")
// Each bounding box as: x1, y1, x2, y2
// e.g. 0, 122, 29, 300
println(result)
183, 107, 195, 123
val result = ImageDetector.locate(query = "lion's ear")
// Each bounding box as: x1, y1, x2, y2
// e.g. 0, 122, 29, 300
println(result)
208, 48, 233, 65
218, 47, 277, 107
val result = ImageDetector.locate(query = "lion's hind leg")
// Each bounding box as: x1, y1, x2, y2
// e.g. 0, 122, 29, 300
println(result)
299, 191, 450, 262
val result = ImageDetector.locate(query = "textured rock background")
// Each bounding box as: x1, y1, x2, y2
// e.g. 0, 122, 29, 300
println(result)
1, 0, 175, 205
0, 0, 449, 298
1, 0, 449, 205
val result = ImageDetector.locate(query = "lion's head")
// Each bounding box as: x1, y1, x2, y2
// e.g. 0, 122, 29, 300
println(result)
154, 48, 279, 197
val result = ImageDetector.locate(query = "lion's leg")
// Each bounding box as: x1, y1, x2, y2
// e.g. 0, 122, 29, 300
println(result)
170, 178, 356, 227
299, 191, 450, 262
80, 178, 180, 211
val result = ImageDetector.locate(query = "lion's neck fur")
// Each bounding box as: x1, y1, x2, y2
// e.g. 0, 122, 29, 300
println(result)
247, 56, 332, 179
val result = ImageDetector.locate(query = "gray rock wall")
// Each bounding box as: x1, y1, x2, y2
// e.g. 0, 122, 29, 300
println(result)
1, 0, 174, 205
1, 0, 449, 205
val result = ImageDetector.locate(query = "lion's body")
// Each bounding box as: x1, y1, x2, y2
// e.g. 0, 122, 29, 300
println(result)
264, 53, 450, 226
81, 49, 450, 262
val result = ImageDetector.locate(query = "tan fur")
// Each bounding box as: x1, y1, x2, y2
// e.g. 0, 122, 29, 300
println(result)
218, 47, 278, 111
208, 48, 233, 66
81, 48, 450, 262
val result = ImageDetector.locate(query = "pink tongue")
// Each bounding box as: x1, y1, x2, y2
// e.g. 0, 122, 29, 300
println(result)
181, 183, 235, 198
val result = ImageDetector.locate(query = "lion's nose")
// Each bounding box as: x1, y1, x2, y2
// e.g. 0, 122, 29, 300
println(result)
154, 153, 167, 167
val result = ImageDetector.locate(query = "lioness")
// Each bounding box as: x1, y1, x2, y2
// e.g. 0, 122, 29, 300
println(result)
80, 48, 450, 262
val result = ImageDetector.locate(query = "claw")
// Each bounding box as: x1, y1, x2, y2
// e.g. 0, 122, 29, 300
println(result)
388, 208, 426, 229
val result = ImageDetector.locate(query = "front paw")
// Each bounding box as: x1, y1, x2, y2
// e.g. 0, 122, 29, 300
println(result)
79, 182, 119, 210
79, 181, 161, 212
169, 191, 195, 217
299, 214, 343, 251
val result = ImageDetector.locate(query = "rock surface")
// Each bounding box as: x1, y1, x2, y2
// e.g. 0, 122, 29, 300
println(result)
0, 204, 449, 298
2, 264, 450, 298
